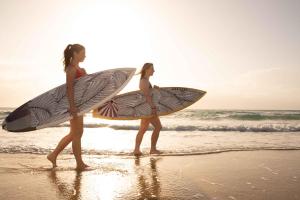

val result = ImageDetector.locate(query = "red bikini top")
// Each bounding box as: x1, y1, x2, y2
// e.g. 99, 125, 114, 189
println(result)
75, 67, 85, 78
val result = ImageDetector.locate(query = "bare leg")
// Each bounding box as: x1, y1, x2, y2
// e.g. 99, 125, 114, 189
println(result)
133, 119, 150, 156
47, 115, 88, 170
70, 116, 89, 170
47, 133, 73, 167
149, 116, 162, 154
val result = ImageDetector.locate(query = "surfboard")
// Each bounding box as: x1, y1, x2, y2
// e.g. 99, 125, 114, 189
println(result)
92, 87, 206, 120
2, 68, 136, 132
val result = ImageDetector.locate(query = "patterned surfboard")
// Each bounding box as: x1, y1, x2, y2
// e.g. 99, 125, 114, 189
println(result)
93, 87, 206, 120
2, 68, 136, 132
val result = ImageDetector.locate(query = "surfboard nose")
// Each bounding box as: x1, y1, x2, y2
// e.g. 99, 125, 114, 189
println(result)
3, 103, 36, 132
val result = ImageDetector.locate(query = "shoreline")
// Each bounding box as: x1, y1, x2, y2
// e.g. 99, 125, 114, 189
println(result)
1, 148, 300, 157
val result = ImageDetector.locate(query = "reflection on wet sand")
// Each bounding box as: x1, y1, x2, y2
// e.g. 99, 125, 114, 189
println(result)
134, 157, 161, 199
47, 157, 163, 200
48, 169, 83, 200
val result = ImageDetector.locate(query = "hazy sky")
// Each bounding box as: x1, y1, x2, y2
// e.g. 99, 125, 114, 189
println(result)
0, 0, 299, 109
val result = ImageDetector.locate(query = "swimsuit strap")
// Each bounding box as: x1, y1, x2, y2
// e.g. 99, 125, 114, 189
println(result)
75, 67, 85, 78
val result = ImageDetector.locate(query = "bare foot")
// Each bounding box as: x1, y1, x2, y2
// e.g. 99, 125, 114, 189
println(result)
47, 153, 57, 168
150, 149, 162, 155
76, 163, 90, 171
133, 150, 143, 156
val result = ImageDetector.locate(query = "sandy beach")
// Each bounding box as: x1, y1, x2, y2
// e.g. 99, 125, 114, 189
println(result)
0, 150, 299, 200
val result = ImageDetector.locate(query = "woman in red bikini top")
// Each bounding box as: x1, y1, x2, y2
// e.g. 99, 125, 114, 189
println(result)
75, 66, 86, 79
47, 44, 89, 171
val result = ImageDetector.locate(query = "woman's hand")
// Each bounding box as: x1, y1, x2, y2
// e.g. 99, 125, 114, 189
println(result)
151, 106, 158, 116
69, 106, 79, 118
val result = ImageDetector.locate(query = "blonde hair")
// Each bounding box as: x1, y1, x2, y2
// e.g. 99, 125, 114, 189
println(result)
140, 63, 153, 79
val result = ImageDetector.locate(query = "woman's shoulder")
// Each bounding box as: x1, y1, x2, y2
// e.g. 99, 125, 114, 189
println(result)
139, 78, 151, 89
140, 78, 150, 85
140, 77, 149, 82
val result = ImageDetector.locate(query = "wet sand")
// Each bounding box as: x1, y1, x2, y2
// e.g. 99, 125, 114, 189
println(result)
0, 150, 299, 200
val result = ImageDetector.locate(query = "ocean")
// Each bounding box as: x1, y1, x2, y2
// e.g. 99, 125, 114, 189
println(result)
1, 108, 300, 156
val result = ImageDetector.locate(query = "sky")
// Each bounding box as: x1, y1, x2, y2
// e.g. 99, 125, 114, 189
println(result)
0, 0, 299, 110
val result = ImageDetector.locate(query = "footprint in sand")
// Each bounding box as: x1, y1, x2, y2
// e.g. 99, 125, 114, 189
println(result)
261, 177, 268, 181
292, 176, 297, 181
